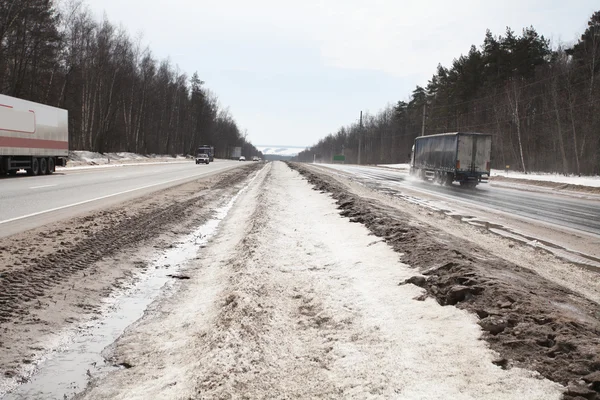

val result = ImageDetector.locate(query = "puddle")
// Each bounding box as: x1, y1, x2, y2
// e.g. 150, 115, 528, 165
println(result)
1, 171, 258, 400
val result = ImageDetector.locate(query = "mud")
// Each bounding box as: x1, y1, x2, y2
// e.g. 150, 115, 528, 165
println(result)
289, 162, 600, 400
0, 163, 260, 391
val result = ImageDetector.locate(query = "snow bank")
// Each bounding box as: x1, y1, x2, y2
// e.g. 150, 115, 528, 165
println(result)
65, 151, 189, 168
491, 169, 600, 188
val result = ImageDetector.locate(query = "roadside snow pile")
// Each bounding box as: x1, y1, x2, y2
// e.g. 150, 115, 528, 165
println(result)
491, 169, 600, 188
66, 151, 188, 167
68, 151, 107, 164
290, 162, 600, 399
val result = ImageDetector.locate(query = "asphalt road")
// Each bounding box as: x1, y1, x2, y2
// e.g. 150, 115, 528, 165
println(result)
0, 160, 245, 237
320, 164, 600, 237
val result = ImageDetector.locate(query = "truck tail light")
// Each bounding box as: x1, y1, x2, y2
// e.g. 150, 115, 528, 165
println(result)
456, 160, 460, 169
486, 161, 490, 171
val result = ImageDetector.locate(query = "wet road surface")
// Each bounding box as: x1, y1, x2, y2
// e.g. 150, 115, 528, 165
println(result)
320, 164, 600, 236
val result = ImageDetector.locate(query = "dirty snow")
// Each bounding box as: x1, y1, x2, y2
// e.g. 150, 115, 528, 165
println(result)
65, 151, 189, 168
490, 169, 600, 187
78, 162, 562, 400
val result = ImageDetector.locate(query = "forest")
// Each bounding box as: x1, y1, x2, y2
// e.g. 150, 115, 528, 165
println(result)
297, 12, 600, 175
0, 0, 261, 158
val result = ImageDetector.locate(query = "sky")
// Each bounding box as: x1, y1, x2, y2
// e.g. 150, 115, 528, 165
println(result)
87, 0, 598, 147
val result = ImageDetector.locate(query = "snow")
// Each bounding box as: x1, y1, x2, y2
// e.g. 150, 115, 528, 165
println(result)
80, 162, 562, 400
69, 150, 187, 163
62, 151, 190, 169
491, 169, 600, 187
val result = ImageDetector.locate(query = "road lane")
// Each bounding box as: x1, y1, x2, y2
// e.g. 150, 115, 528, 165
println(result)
319, 164, 600, 236
0, 160, 246, 237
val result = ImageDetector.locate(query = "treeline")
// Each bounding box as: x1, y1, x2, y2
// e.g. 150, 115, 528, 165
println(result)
0, 0, 261, 158
298, 12, 600, 175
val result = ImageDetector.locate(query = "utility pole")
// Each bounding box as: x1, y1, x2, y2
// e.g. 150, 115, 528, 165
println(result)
421, 103, 426, 137
358, 111, 363, 164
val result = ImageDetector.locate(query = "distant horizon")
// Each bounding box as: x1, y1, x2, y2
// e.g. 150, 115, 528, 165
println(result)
256, 145, 308, 148
256, 144, 306, 157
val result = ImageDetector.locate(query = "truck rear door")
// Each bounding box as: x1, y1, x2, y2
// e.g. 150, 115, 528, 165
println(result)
456, 135, 474, 172
474, 135, 492, 173
457, 134, 491, 173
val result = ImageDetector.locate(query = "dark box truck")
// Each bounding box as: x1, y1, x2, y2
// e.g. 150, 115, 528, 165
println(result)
410, 132, 492, 188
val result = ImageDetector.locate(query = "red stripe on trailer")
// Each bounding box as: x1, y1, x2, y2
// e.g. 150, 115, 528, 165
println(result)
0, 136, 68, 150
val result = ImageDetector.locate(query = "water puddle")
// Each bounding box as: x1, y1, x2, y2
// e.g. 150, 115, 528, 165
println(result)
1, 172, 258, 400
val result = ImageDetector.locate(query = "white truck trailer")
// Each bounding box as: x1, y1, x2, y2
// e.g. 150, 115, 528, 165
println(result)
0, 94, 68, 176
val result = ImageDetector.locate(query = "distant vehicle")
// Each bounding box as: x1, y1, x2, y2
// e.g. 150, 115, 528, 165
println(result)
0, 94, 68, 176
239, 156, 246, 161
410, 132, 492, 188
230, 146, 242, 160
252, 156, 260, 161
197, 145, 214, 161
195, 153, 209, 164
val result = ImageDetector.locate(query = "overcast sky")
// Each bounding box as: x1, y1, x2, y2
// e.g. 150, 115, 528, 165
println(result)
88, 0, 598, 147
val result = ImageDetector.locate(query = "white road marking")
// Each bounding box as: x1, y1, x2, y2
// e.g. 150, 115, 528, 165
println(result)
29, 184, 57, 189
0, 168, 226, 226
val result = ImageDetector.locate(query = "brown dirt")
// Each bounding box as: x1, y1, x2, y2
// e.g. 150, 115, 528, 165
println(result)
491, 175, 600, 195
0, 163, 260, 382
289, 162, 600, 400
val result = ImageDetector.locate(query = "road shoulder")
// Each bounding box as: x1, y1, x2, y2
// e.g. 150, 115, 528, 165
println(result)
0, 164, 260, 396
78, 162, 561, 399
291, 162, 600, 400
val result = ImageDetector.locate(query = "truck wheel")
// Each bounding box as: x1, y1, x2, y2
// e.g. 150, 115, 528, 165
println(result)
27, 158, 40, 176
8, 170, 17, 176
40, 158, 48, 175
48, 158, 55, 174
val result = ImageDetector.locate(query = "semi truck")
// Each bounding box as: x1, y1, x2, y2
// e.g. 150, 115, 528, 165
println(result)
410, 132, 492, 188
196, 145, 214, 162
0, 94, 68, 176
